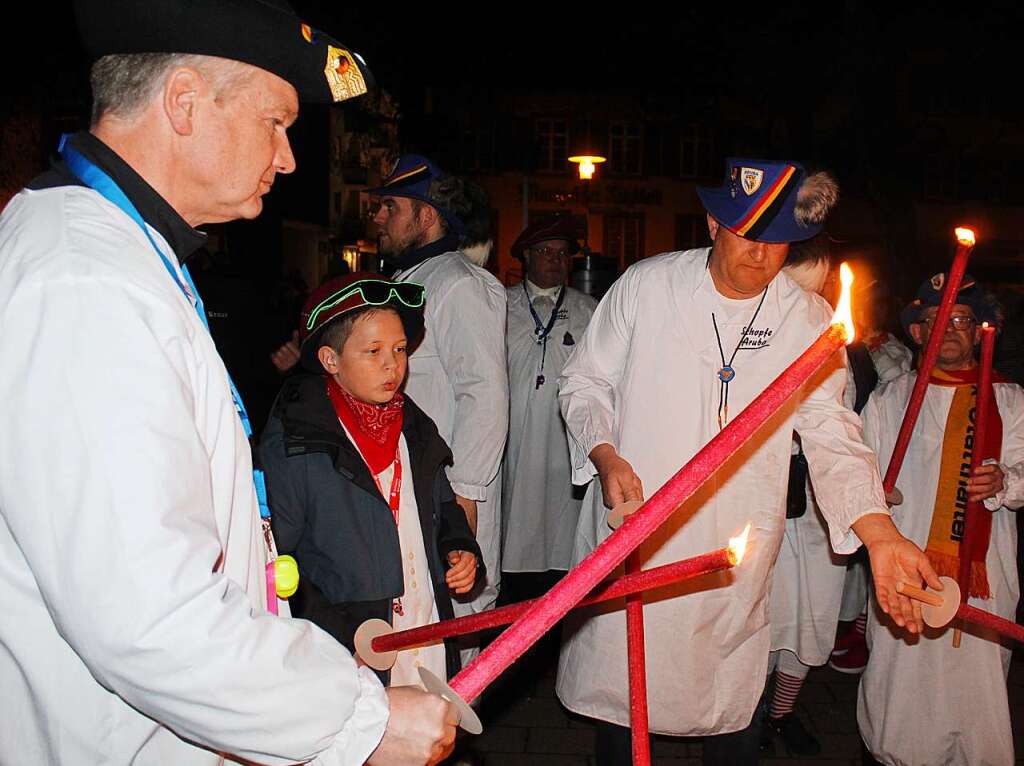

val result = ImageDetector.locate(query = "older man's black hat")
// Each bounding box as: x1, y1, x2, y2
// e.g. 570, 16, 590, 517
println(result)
74, 0, 373, 104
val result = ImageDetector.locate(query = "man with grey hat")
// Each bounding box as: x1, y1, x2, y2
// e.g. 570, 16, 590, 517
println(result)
0, 2, 456, 764
502, 218, 596, 583
556, 159, 940, 765
371, 156, 508, 640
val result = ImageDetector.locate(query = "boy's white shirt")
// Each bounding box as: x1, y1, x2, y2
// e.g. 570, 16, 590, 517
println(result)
337, 422, 447, 686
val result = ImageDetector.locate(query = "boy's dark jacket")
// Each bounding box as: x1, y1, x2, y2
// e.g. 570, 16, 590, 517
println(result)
260, 373, 483, 683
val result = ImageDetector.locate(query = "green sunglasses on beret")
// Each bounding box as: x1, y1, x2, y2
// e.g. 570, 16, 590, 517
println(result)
305, 279, 426, 331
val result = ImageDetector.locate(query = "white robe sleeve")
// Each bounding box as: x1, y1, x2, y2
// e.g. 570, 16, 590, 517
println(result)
0, 275, 388, 765
795, 347, 890, 555
558, 271, 638, 485
435, 271, 509, 500
984, 384, 1024, 512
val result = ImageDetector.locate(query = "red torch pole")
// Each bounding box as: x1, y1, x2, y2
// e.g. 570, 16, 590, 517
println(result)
625, 553, 651, 765
882, 228, 976, 494
900, 578, 1024, 644
361, 544, 741, 664
957, 603, 1024, 644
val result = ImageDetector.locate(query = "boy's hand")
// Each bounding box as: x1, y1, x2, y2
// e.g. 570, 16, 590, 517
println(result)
445, 551, 478, 594
455, 495, 478, 536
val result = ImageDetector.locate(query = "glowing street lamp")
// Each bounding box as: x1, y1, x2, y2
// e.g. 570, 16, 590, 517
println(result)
569, 154, 606, 180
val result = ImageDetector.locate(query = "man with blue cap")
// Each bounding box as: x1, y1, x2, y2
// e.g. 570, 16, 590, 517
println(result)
0, 2, 456, 764
859, 275, 1024, 765
371, 156, 508, 645
556, 159, 941, 765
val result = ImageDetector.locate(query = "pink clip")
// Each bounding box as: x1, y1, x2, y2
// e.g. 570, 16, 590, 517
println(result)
265, 560, 278, 615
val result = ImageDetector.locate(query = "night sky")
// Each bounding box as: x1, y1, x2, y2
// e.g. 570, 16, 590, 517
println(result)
9, 3, 1023, 131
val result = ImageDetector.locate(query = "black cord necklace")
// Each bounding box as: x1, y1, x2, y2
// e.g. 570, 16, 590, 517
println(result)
524, 281, 567, 389
711, 286, 769, 429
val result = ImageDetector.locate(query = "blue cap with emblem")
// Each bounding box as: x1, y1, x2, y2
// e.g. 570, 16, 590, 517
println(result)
367, 154, 467, 235
899, 272, 1000, 341
697, 158, 838, 244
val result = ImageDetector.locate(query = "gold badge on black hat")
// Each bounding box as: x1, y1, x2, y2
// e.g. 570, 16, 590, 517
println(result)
325, 46, 368, 102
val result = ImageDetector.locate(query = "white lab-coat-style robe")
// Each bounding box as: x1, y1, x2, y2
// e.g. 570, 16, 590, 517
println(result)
556, 249, 888, 735
394, 252, 508, 615
502, 282, 597, 573
858, 373, 1024, 766
838, 334, 913, 621
769, 368, 870, 666
0, 187, 388, 765
769, 465, 849, 666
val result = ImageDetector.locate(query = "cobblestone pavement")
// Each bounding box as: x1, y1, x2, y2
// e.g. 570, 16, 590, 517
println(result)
458, 643, 1024, 765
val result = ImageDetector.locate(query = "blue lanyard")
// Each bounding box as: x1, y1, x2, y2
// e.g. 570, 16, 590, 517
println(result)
58, 135, 271, 519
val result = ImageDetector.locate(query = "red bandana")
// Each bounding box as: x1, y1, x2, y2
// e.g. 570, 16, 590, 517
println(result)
325, 376, 404, 475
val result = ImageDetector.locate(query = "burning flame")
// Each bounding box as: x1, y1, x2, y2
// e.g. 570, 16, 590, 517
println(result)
831, 262, 856, 343
955, 227, 976, 247
727, 523, 751, 566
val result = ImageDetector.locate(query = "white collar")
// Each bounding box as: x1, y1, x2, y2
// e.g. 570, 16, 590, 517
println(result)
525, 279, 562, 299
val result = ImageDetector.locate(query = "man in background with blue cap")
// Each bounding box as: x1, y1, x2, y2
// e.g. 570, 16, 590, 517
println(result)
0, 2, 456, 764
371, 157, 508, 648
859, 276, 1024, 765
556, 159, 941, 765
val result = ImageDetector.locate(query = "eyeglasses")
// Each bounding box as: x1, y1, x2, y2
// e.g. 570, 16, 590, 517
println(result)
305, 279, 425, 331
529, 246, 571, 260
923, 315, 977, 331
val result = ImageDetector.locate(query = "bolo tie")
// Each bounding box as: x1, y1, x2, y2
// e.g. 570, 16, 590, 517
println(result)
525, 282, 567, 389
711, 286, 768, 429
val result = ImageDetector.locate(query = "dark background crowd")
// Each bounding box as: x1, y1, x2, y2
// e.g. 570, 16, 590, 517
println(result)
5, 7, 1024, 433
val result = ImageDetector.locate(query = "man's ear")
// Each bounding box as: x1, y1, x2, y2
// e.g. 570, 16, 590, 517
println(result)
706, 213, 720, 241
417, 203, 440, 231
317, 345, 339, 374
909, 322, 925, 346
163, 67, 204, 137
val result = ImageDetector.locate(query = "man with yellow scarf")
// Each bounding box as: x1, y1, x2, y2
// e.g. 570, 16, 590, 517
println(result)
858, 273, 1023, 766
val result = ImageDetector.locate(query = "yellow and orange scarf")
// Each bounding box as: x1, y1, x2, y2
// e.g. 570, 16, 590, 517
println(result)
924, 367, 1005, 599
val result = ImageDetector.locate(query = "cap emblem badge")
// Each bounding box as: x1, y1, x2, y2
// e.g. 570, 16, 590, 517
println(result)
324, 46, 368, 102
740, 167, 764, 196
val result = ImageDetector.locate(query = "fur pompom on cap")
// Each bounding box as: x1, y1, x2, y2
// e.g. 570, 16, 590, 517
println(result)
795, 172, 839, 227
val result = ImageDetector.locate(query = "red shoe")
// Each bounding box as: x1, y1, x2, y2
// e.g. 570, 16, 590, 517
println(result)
828, 639, 868, 674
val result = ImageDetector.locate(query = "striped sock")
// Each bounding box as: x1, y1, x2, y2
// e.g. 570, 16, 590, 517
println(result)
770, 671, 805, 719
854, 612, 867, 636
